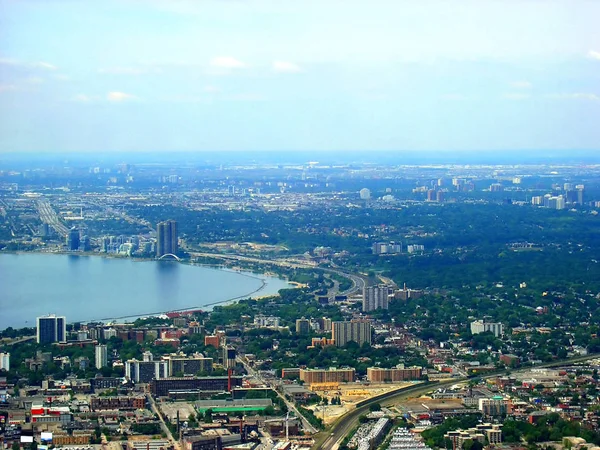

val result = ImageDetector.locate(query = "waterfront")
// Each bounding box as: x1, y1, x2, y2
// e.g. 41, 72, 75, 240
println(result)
0, 253, 293, 329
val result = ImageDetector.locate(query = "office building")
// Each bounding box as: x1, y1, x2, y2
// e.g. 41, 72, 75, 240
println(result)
363, 285, 393, 312
295, 317, 310, 335
223, 346, 236, 369
162, 353, 213, 376
156, 219, 178, 257
125, 358, 168, 383
366, 366, 423, 382
470, 320, 504, 337
576, 185, 585, 205
332, 320, 372, 347
0, 352, 9, 371
66, 227, 80, 251
37, 315, 66, 344
95, 345, 108, 369
299, 367, 355, 385
103, 328, 118, 340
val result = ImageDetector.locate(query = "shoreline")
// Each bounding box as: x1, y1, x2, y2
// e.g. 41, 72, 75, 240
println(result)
0, 250, 300, 330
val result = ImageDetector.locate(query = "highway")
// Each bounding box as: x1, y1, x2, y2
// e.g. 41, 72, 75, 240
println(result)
188, 251, 364, 297
36, 199, 69, 236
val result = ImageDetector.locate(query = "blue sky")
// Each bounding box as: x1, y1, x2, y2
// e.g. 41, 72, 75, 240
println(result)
0, 0, 599, 153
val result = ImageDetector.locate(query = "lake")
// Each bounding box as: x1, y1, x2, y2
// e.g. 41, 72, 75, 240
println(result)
0, 253, 292, 329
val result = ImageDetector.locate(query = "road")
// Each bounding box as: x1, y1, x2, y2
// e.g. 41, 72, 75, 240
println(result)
313, 352, 600, 450
146, 392, 182, 450
237, 355, 319, 434
188, 251, 364, 297
36, 199, 69, 236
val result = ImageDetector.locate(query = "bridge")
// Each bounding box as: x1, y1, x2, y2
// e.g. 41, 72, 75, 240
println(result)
157, 253, 181, 261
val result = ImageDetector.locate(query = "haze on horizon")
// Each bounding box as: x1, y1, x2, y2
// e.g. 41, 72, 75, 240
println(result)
0, 0, 599, 154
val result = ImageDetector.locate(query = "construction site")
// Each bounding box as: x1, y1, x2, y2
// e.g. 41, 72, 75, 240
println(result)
304, 381, 422, 425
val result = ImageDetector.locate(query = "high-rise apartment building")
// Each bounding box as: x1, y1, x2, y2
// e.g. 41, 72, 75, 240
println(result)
95, 344, 108, 369
295, 317, 310, 334
223, 346, 236, 369
332, 320, 372, 347
363, 285, 393, 312
36, 315, 66, 344
162, 353, 213, 376
0, 352, 10, 371
125, 358, 168, 383
470, 320, 504, 337
156, 219, 179, 257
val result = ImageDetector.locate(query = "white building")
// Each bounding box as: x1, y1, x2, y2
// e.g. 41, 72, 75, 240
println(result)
95, 344, 108, 369
0, 352, 10, 371
359, 188, 371, 200
470, 320, 504, 337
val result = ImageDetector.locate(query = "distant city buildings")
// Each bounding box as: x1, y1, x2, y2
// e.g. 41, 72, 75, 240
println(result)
156, 219, 178, 257
362, 285, 393, 312
332, 320, 372, 347
471, 320, 504, 337
36, 315, 66, 344
0, 352, 10, 371
359, 188, 371, 200
94, 344, 108, 369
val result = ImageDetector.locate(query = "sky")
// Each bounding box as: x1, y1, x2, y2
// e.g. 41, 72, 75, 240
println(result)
0, 0, 599, 154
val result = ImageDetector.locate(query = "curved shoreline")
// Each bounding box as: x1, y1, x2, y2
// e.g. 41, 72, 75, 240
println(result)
0, 251, 297, 329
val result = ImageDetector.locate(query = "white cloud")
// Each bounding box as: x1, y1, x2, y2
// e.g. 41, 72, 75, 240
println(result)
24, 76, 44, 84
510, 81, 532, 89
587, 50, 600, 60
203, 85, 221, 93
209, 56, 246, 69
33, 62, 57, 70
107, 91, 137, 102
273, 61, 302, 73
73, 94, 92, 102
545, 93, 600, 101
0, 84, 18, 92
503, 93, 531, 100
440, 93, 466, 101
99, 67, 159, 75
0, 59, 57, 70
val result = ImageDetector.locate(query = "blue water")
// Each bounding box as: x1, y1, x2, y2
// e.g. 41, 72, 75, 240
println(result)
0, 253, 292, 329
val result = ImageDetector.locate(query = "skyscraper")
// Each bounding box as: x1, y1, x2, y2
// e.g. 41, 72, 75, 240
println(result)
36, 315, 66, 344
95, 344, 108, 369
156, 220, 179, 257
66, 227, 80, 251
